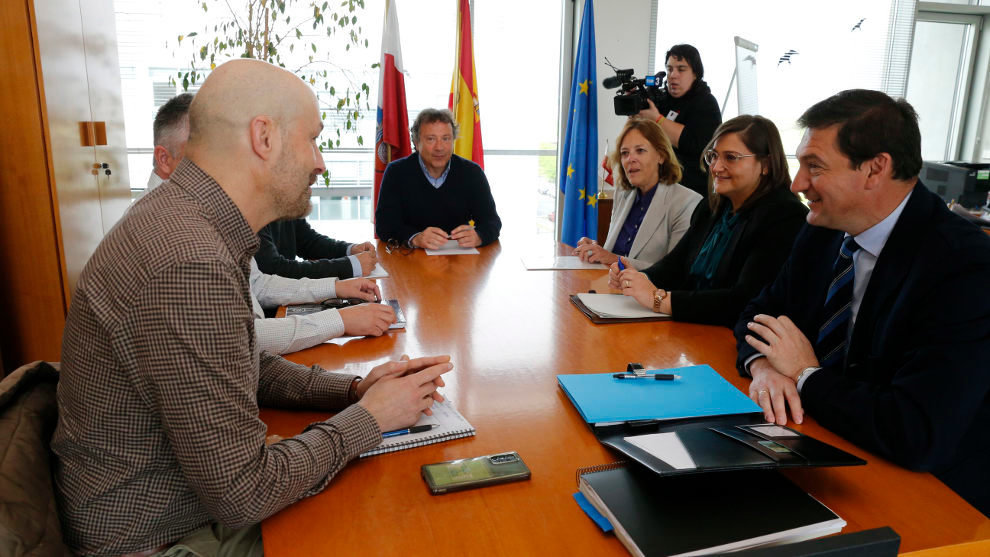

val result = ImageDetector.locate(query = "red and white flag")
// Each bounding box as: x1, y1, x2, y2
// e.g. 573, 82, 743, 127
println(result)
373, 0, 411, 215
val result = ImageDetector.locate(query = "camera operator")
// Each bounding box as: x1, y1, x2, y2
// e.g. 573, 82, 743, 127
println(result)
639, 44, 721, 196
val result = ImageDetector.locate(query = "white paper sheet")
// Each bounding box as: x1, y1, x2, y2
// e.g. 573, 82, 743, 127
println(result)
624, 432, 698, 470
366, 263, 389, 278
425, 239, 479, 255
521, 255, 605, 270
576, 293, 668, 319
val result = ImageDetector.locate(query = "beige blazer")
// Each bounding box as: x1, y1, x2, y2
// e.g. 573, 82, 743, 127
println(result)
602, 183, 702, 270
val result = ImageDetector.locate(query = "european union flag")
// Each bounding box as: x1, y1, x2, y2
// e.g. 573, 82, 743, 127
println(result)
559, 0, 598, 247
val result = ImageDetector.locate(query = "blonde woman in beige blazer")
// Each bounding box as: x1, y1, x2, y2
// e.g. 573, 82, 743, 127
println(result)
575, 118, 702, 269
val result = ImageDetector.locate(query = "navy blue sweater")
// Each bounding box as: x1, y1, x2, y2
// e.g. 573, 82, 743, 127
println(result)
375, 154, 501, 246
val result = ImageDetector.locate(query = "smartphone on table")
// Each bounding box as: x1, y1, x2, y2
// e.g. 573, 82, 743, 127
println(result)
421, 452, 531, 495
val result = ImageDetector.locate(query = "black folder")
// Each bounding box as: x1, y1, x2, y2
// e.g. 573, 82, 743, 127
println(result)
577, 465, 845, 557
593, 417, 866, 477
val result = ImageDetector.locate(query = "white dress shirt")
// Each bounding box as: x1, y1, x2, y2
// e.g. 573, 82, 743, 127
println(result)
795, 190, 913, 391
250, 259, 346, 354
146, 171, 165, 192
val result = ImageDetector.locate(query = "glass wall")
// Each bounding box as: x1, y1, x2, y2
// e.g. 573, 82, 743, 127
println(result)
113, 0, 561, 243
654, 0, 912, 158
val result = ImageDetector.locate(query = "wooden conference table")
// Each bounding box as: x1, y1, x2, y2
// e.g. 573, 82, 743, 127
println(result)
260, 240, 990, 556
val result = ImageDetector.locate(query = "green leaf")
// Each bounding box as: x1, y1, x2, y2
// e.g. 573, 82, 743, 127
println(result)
199, 45, 208, 60
357, 135, 363, 146
187, 32, 198, 38
336, 99, 345, 109
329, 86, 335, 95
311, 43, 317, 53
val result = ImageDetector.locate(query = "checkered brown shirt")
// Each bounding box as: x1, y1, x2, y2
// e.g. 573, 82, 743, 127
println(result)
51, 159, 381, 556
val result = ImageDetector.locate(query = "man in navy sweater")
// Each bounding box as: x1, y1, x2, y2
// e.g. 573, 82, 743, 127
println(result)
375, 108, 501, 249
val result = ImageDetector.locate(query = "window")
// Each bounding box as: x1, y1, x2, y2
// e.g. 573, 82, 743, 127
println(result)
654, 0, 916, 157
113, 0, 562, 242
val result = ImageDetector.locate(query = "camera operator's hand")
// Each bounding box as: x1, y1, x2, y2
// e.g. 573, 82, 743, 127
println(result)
637, 99, 660, 122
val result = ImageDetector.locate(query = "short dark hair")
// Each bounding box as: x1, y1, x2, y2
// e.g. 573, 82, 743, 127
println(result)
410, 108, 458, 147
153, 93, 194, 154
702, 115, 793, 213
665, 44, 704, 80
797, 89, 922, 180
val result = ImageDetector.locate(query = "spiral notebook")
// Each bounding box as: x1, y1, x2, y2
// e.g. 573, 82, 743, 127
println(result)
360, 399, 475, 457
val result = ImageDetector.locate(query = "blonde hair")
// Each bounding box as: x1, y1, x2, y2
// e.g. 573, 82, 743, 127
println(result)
609, 118, 682, 190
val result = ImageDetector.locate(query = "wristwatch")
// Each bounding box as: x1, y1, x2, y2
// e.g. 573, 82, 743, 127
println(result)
348, 377, 362, 403
653, 288, 667, 313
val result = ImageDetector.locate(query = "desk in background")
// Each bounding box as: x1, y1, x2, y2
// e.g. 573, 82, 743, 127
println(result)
261, 240, 990, 556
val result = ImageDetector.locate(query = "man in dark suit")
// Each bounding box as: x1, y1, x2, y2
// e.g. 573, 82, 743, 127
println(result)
256, 218, 377, 280
734, 89, 990, 515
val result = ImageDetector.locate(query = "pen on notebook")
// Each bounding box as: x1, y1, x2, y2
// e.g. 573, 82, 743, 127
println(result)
612, 373, 681, 380
381, 424, 436, 438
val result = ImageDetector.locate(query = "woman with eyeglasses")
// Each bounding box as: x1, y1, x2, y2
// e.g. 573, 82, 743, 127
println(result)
609, 115, 808, 327
574, 118, 702, 269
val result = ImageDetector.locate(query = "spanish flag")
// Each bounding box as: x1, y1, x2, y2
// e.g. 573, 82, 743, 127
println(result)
448, 0, 484, 168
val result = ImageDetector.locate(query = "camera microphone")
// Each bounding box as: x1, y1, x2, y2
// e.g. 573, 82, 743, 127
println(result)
602, 68, 634, 89
603, 76, 623, 89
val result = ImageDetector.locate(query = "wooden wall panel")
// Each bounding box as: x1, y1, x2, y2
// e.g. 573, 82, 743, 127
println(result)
0, 0, 69, 373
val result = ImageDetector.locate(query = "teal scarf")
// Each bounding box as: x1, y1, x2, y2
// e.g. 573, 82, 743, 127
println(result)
689, 205, 740, 289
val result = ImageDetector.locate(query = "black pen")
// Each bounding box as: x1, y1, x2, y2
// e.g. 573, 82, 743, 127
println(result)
612, 373, 681, 380
382, 424, 436, 438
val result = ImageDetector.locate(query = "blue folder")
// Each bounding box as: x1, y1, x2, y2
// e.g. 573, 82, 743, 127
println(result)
557, 364, 761, 424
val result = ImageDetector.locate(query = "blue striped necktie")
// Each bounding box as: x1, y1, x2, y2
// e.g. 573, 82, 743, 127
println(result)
816, 236, 862, 368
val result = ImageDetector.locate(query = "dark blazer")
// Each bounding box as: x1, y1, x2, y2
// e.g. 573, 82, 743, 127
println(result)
735, 183, 990, 515
375, 154, 501, 246
643, 187, 808, 327
255, 219, 354, 279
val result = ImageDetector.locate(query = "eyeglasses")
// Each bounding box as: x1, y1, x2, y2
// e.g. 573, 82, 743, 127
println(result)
385, 239, 414, 255
703, 150, 757, 166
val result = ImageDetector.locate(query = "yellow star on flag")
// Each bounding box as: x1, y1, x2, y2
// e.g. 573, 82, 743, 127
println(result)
578, 189, 585, 200
567, 165, 575, 178
579, 80, 589, 95
587, 196, 598, 208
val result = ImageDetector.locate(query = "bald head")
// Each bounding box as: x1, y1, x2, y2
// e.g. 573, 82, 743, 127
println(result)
186, 59, 315, 155
181, 59, 326, 233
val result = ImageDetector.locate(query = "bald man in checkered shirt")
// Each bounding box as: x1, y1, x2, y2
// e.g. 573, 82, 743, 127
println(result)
51, 59, 453, 557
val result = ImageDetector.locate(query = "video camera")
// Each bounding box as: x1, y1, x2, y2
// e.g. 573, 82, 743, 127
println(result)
603, 68, 667, 116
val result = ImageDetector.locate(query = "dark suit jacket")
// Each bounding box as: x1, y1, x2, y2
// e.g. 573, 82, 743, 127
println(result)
643, 187, 808, 327
735, 183, 990, 515
255, 219, 354, 279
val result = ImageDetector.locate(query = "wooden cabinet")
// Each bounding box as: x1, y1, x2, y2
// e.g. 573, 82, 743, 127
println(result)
0, 0, 130, 374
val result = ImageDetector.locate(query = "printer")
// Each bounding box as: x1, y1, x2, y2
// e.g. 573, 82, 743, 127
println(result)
921, 161, 990, 208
